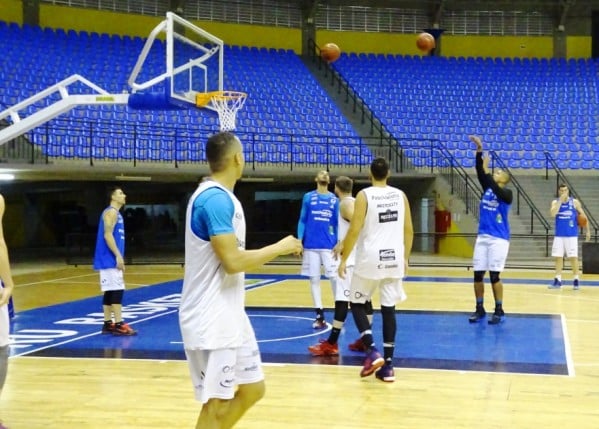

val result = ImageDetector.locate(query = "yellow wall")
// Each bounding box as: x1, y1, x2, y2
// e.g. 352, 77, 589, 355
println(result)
37, 4, 302, 52
317, 30, 426, 56
318, 31, 592, 59
439, 35, 554, 58
40, 4, 163, 38
4, 3, 591, 58
567, 36, 592, 59
0, 0, 23, 24
193, 21, 301, 52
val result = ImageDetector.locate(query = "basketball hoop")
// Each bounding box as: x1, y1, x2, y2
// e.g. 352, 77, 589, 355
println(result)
196, 91, 247, 131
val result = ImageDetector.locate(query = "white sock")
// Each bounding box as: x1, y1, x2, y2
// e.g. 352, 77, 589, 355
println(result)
309, 276, 322, 309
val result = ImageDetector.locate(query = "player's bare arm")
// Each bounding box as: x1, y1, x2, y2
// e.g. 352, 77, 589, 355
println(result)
211, 233, 302, 274
549, 200, 560, 217
338, 190, 366, 279
0, 195, 14, 307
403, 193, 414, 274
103, 209, 124, 270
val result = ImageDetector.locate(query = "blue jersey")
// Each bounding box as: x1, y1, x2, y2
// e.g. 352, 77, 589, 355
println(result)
93, 206, 125, 269
475, 153, 512, 240
554, 197, 578, 237
189, 187, 235, 240
297, 190, 339, 250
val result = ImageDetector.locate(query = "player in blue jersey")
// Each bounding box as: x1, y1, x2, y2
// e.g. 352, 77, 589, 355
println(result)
548, 184, 590, 290
179, 132, 302, 429
308, 175, 374, 356
0, 194, 15, 429
297, 170, 340, 329
93, 186, 136, 336
468, 135, 513, 325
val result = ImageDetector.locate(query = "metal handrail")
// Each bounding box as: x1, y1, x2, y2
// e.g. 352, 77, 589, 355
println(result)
489, 150, 551, 235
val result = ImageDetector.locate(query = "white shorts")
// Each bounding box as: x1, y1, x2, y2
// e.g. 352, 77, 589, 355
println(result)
551, 236, 578, 258
99, 268, 125, 292
185, 338, 264, 404
301, 249, 338, 278
472, 235, 510, 272
350, 273, 407, 307
335, 265, 353, 302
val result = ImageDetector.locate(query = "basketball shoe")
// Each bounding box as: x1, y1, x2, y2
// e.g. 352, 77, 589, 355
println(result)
375, 363, 395, 383
113, 322, 137, 336
312, 318, 327, 329
101, 321, 115, 334
348, 337, 367, 352
548, 278, 562, 289
308, 339, 339, 356
468, 307, 486, 323
360, 346, 384, 377
573, 279, 580, 290
488, 309, 505, 325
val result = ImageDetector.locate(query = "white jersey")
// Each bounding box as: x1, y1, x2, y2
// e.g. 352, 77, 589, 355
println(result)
179, 181, 253, 350
0, 284, 9, 347
339, 196, 356, 267
354, 186, 406, 280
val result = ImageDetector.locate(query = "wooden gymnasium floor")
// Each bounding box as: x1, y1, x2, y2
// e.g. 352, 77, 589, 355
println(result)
2, 258, 599, 429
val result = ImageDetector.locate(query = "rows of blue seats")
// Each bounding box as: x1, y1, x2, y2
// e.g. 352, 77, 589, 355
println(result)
5, 19, 597, 169
335, 53, 599, 169
0, 21, 368, 163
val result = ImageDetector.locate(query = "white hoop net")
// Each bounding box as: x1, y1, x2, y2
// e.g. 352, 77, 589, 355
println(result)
196, 91, 247, 131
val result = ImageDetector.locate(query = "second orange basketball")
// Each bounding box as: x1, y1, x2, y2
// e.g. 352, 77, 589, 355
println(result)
416, 32, 435, 52
320, 42, 341, 63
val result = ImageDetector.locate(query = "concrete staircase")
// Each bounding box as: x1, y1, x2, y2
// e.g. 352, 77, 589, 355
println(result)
510, 172, 597, 255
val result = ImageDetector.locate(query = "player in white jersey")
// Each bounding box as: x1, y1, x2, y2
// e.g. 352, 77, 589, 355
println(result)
179, 132, 302, 429
338, 158, 413, 383
0, 194, 15, 429
308, 176, 372, 356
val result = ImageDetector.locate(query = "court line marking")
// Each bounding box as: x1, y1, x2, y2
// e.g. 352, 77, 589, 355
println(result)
11, 274, 574, 377
170, 315, 331, 345
12, 310, 179, 357
8, 356, 573, 378
11, 280, 288, 357
561, 313, 575, 377
16, 273, 98, 287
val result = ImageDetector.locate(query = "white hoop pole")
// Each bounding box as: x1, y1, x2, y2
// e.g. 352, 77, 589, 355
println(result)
128, 20, 167, 91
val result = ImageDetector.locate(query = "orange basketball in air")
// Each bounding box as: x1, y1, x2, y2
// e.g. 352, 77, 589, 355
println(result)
321, 43, 341, 63
416, 32, 435, 52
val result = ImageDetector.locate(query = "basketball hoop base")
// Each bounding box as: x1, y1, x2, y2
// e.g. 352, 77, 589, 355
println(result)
196, 90, 247, 131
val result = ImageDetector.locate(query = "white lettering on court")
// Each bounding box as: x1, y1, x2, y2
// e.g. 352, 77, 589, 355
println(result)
56, 293, 182, 324
9, 329, 78, 349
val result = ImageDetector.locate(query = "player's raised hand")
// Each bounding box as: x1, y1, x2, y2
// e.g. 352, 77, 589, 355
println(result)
469, 135, 483, 151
